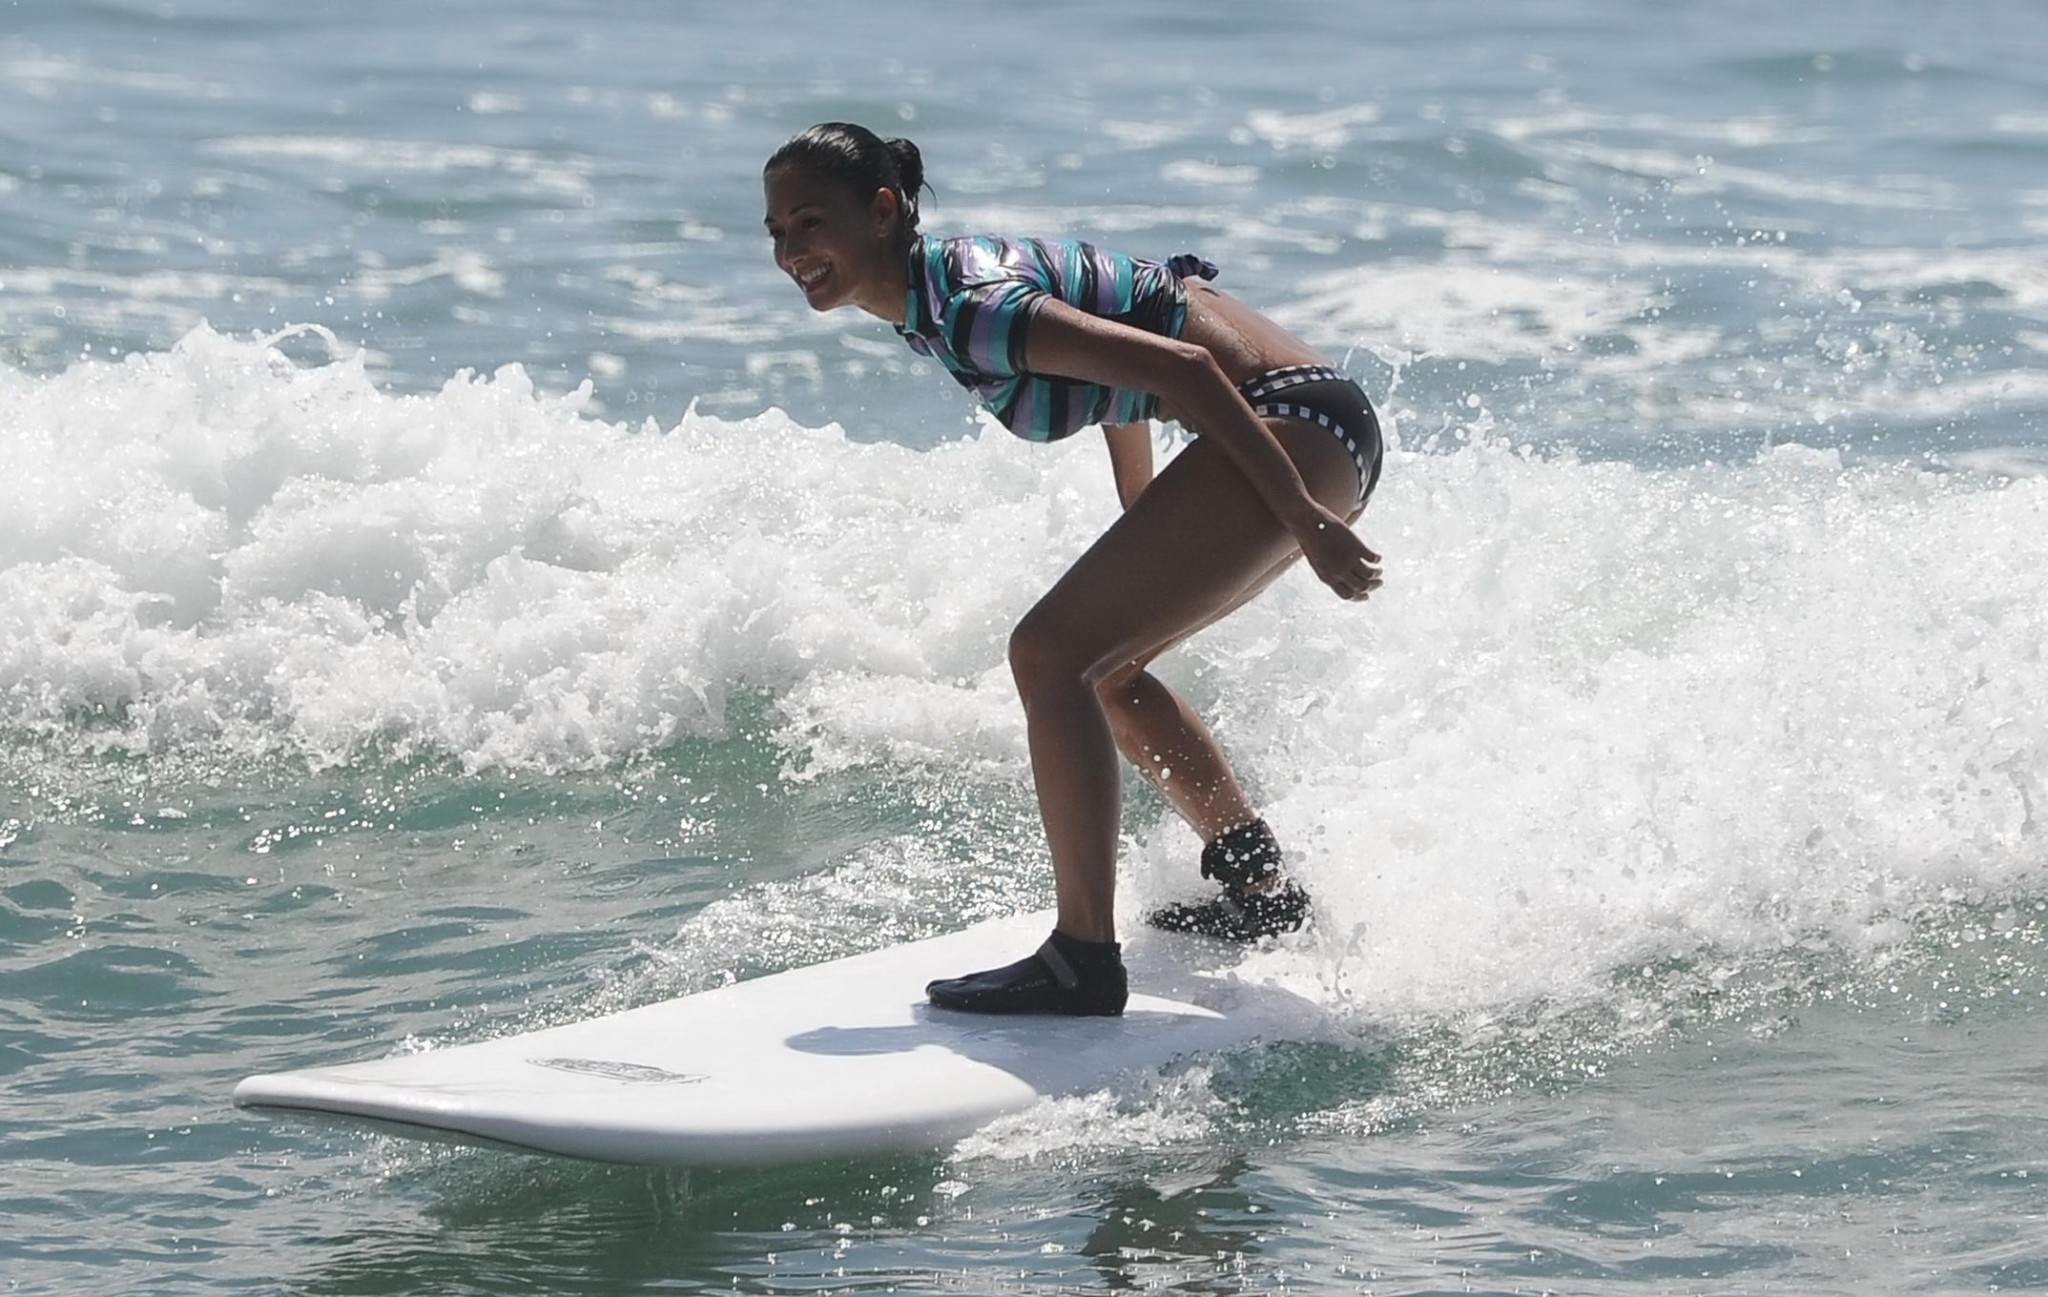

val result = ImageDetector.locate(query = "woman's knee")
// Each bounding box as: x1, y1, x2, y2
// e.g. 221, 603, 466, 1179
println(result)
1009, 604, 1099, 694
1093, 665, 1159, 754
1092, 659, 1150, 710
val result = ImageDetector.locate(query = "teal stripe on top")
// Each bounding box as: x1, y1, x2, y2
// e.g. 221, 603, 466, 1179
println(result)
896, 234, 1199, 443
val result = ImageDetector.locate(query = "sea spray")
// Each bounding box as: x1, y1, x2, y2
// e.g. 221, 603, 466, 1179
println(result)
5, 328, 2044, 1044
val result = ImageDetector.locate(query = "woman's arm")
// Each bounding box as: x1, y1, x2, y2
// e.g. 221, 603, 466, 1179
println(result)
1022, 298, 1381, 600
1101, 422, 1153, 510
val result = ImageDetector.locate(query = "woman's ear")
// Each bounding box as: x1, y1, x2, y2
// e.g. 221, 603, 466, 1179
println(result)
871, 186, 902, 236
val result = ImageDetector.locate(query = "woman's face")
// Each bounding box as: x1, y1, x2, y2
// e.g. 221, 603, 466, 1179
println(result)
762, 162, 902, 317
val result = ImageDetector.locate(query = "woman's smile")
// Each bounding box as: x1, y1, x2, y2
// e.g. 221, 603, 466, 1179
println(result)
792, 261, 832, 295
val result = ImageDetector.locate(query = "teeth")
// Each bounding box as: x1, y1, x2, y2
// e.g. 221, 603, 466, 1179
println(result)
798, 265, 828, 288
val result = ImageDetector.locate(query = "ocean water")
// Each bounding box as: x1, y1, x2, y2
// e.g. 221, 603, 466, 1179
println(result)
3, 0, 2046, 1292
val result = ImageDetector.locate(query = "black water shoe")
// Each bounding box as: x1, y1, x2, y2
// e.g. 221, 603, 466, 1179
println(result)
1147, 877, 1311, 941
1146, 818, 1312, 941
926, 929, 1128, 1016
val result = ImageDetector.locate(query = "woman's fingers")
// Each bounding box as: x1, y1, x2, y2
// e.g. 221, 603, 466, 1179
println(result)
1343, 552, 1383, 600
1301, 521, 1381, 601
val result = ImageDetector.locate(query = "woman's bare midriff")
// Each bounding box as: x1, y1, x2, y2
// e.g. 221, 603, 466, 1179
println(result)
1154, 282, 1326, 427
1158, 279, 1365, 523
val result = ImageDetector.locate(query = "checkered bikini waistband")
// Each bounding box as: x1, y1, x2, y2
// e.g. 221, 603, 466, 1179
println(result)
1236, 364, 1353, 402
1236, 365, 1376, 506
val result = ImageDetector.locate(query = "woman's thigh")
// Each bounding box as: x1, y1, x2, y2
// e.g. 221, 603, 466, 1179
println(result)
1014, 418, 1360, 684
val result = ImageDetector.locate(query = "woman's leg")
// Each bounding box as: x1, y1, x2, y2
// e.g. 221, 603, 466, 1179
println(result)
1098, 666, 1256, 843
1092, 526, 1331, 844
1099, 459, 1371, 853
1007, 418, 1361, 942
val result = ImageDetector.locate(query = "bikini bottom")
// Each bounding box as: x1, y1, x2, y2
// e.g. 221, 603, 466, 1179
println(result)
1236, 364, 1383, 509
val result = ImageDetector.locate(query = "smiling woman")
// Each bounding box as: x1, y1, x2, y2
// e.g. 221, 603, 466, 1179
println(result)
761, 122, 1387, 1019
761, 127, 926, 320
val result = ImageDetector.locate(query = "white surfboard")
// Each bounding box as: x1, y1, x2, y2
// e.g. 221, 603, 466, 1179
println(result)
233, 909, 1322, 1166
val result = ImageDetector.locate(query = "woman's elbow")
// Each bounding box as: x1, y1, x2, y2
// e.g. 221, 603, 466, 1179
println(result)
1152, 340, 1228, 399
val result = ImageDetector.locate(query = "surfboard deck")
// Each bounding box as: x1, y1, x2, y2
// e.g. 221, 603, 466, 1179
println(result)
233, 909, 1322, 1166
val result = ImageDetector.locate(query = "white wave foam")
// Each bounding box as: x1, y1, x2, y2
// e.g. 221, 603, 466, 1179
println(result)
1243, 103, 1384, 152
1491, 106, 1835, 149
1945, 446, 2048, 478
0, 49, 244, 101
0, 326, 1099, 769
1160, 160, 1261, 188
1140, 440, 2048, 1017
1273, 260, 1653, 364
1540, 140, 1959, 212
949, 1066, 1222, 1163
5, 330, 2044, 1023
206, 135, 593, 197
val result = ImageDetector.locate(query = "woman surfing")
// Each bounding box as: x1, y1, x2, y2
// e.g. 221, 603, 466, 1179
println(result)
762, 123, 1384, 1017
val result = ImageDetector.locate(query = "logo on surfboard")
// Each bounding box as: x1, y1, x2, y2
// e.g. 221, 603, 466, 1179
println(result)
527, 1056, 707, 1085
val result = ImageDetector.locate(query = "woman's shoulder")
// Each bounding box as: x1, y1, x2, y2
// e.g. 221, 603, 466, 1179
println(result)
925, 231, 1067, 266
927, 233, 1164, 296
913, 234, 1047, 302
929, 231, 1093, 253
925, 232, 1132, 267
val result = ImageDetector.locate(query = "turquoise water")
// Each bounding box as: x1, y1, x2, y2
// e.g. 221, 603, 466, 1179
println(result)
4, 1, 2046, 1292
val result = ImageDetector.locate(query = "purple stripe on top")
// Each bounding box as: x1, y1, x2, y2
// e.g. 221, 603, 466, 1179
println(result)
1009, 381, 1041, 441
1091, 245, 1118, 315
964, 295, 1000, 373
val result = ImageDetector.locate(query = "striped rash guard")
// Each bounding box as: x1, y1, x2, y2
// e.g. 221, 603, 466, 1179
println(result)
895, 234, 1216, 443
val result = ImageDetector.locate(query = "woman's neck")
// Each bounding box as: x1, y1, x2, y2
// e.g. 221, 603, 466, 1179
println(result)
858, 234, 916, 326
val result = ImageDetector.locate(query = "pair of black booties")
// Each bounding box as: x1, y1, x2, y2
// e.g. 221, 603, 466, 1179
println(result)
924, 819, 1310, 1018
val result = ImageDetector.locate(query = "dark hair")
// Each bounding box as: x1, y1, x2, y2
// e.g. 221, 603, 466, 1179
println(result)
766, 122, 929, 235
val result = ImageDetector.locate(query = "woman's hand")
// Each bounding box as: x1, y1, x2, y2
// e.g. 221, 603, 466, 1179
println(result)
1013, 302, 1382, 599
1295, 508, 1382, 601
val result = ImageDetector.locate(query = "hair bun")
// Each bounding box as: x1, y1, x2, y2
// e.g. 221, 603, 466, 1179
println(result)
883, 137, 925, 206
